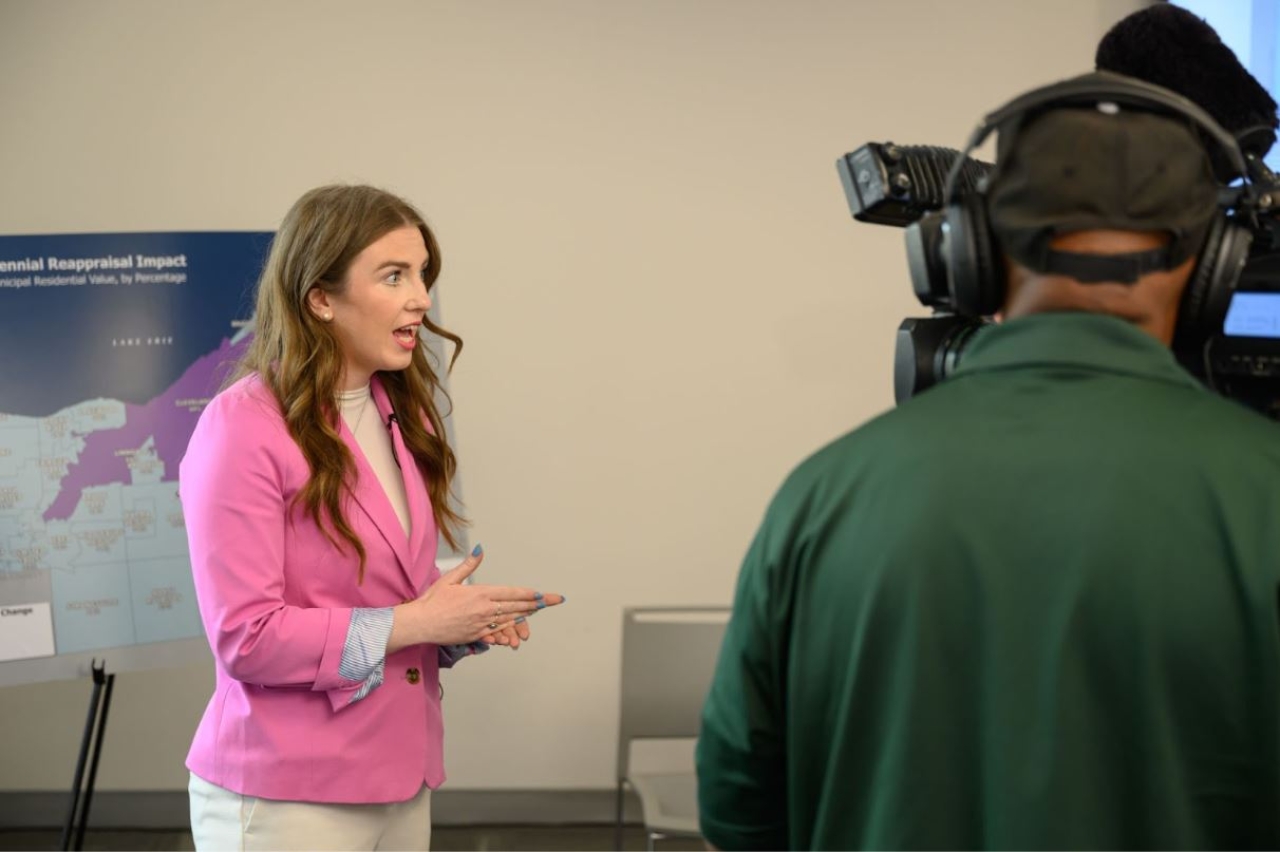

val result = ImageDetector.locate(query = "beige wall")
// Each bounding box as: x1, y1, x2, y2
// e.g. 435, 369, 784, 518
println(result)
0, 0, 1146, 792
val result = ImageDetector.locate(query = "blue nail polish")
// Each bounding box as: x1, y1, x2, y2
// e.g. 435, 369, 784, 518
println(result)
560, 595, 567, 603
515, 616, 526, 624
471, 543, 482, 557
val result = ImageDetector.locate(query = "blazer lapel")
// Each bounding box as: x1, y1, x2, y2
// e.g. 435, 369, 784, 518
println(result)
394, 421, 431, 573
371, 377, 433, 587
339, 379, 413, 581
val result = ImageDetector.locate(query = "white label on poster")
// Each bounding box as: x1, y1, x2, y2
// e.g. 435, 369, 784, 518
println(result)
0, 602, 55, 662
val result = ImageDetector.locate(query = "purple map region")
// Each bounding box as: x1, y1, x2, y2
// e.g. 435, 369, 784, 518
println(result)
42, 336, 248, 522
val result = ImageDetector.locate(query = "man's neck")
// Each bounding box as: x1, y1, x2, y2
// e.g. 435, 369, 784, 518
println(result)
1003, 283, 1176, 345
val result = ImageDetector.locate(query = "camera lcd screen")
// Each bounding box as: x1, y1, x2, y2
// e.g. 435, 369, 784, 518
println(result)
1223, 292, 1280, 339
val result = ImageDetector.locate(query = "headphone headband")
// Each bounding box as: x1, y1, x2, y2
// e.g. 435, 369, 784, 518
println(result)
942, 71, 1246, 206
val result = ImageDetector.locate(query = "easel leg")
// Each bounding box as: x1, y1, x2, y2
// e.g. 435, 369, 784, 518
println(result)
60, 660, 114, 852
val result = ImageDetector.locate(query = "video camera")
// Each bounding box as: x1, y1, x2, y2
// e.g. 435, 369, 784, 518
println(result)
838, 138, 1280, 421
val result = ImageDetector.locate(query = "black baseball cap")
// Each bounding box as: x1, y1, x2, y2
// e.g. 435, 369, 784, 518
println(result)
986, 102, 1221, 283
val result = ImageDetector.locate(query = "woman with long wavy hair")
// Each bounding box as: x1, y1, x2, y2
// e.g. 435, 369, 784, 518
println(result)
179, 184, 564, 851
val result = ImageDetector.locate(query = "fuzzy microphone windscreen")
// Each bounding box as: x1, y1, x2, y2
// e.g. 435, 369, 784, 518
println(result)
1096, 3, 1278, 166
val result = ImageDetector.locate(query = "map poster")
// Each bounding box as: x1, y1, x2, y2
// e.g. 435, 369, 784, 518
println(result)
0, 232, 272, 681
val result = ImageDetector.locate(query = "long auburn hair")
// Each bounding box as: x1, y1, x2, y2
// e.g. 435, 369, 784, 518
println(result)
233, 184, 466, 581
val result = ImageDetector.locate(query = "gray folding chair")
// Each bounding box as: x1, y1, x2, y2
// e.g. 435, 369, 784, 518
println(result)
614, 606, 731, 851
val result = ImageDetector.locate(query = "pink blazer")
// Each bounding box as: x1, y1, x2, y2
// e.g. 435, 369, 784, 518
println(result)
180, 373, 444, 803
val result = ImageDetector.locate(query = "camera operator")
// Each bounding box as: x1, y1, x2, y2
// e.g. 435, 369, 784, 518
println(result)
695, 71, 1280, 850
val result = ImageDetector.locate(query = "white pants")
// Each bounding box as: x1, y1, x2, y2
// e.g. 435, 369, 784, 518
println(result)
189, 773, 432, 851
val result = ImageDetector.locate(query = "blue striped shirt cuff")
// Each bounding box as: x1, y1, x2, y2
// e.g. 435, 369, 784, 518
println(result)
339, 607, 394, 705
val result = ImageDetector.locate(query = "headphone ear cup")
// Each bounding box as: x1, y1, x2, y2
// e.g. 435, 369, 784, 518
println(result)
1174, 214, 1252, 352
945, 196, 1005, 317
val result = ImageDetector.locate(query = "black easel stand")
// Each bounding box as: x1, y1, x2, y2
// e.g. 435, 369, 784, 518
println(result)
60, 659, 115, 852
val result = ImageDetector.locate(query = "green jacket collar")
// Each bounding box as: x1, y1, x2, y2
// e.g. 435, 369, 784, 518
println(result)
953, 311, 1203, 390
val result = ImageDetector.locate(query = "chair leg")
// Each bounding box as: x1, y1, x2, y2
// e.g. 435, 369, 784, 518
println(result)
646, 830, 658, 852
615, 781, 626, 850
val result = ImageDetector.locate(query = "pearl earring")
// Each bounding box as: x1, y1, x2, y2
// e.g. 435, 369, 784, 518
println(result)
322, 313, 332, 322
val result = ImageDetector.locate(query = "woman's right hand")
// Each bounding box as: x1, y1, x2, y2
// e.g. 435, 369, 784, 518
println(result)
387, 546, 564, 653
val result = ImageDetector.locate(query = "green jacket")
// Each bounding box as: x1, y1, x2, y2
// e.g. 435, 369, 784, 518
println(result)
698, 312, 1280, 850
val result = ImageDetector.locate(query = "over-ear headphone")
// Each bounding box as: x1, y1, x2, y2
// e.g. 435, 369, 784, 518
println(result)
940, 71, 1253, 354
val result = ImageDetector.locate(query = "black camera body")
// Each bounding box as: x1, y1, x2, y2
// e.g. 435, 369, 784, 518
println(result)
838, 142, 997, 403
839, 102, 1280, 421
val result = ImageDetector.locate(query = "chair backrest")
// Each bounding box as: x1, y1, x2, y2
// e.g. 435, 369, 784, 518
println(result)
616, 606, 731, 781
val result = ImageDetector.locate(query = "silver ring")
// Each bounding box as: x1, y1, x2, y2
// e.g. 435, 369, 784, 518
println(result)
487, 622, 498, 630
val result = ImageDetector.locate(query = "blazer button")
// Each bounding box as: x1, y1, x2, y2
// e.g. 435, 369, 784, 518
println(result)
406, 667, 421, 685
